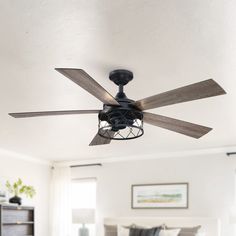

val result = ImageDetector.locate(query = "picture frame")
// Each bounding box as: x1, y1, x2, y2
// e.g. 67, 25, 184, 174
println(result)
131, 183, 189, 209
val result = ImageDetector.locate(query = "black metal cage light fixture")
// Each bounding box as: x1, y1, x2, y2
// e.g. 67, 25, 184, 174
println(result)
98, 108, 144, 140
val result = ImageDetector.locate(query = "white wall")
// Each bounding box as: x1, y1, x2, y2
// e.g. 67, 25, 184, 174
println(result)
0, 153, 51, 236
71, 154, 236, 236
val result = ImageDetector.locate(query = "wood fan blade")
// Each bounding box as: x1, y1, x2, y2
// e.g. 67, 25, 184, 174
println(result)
9, 109, 100, 118
89, 131, 115, 146
143, 112, 212, 138
135, 79, 226, 110
55, 68, 119, 106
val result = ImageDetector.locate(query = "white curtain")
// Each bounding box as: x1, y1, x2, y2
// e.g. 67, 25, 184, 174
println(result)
50, 166, 72, 236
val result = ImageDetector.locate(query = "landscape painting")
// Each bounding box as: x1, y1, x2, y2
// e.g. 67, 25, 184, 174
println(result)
132, 183, 188, 209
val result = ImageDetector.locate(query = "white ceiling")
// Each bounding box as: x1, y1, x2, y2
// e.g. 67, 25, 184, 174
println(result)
0, 0, 236, 162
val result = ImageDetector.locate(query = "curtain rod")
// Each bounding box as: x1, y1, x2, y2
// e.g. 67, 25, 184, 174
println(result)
226, 152, 236, 156
70, 163, 102, 168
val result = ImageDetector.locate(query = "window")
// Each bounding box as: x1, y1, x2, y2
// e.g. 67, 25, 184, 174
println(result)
71, 178, 97, 236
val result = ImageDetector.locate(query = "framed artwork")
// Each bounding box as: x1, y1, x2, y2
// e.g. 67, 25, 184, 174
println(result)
131, 183, 189, 209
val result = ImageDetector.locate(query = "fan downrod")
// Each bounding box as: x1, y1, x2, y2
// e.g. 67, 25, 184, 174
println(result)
109, 69, 133, 86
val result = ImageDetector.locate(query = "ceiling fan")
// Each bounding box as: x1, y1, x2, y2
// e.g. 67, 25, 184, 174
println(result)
9, 69, 226, 146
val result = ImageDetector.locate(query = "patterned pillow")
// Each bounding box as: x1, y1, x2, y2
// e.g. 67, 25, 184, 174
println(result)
129, 227, 162, 236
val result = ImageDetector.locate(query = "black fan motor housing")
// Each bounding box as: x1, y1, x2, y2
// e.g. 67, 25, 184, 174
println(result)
99, 101, 143, 131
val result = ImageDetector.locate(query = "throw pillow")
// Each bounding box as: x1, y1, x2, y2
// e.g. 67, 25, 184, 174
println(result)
118, 225, 130, 236
159, 229, 181, 236
166, 226, 201, 236
129, 226, 162, 236
104, 225, 118, 236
